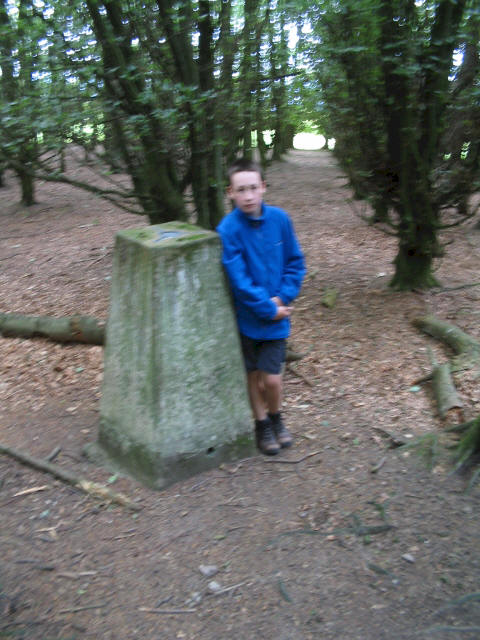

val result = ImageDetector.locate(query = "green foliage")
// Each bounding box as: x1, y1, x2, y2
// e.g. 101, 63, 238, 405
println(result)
0, 0, 477, 242
306, 0, 479, 290
452, 416, 480, 472
0, 0, 311, 226
400, 433, 441, 471
401, 416, 480, 487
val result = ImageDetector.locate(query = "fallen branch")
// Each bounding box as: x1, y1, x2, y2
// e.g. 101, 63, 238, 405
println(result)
429, 351, 463, 420
412, 315, 480, 369
0, 312, 105, 345
0, 443, 140, 511
412, 316, 480, 473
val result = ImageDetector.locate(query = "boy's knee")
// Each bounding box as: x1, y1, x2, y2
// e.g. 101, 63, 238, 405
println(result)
262, 373, 282, 391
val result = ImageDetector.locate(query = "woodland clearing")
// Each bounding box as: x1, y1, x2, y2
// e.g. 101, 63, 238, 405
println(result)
1, 150, 479, 640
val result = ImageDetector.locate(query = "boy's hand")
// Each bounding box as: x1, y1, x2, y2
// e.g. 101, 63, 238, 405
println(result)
271, 296, 292, 320
273, 305, 292, 320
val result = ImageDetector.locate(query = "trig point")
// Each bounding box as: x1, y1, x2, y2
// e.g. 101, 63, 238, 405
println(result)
96, 221, 254, 489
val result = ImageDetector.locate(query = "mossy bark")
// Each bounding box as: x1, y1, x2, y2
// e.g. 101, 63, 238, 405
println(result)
413, 315, 480, 368
432, 362, 463, 419
389, 233, 441, 291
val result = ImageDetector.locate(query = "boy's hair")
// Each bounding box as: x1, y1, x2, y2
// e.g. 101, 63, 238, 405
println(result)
228, 158, 264, 184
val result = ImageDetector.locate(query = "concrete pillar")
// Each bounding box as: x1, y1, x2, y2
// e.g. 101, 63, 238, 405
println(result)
97, 221, 254, 488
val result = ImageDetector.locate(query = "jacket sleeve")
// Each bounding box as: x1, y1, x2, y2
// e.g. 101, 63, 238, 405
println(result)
278, 216, 306, 304
218, 232, 278, 320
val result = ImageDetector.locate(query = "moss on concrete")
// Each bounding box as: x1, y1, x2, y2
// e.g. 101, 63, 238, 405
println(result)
97, 221, 253, 489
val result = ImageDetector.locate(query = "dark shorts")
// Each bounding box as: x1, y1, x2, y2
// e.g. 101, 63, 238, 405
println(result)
240, 335, 286, 374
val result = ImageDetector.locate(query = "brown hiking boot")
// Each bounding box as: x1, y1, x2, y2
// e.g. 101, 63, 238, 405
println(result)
255, 419, 280, 456
269, 412, 293, 448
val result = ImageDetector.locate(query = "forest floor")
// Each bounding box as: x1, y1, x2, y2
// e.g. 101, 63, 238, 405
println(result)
1, 150, 479, 640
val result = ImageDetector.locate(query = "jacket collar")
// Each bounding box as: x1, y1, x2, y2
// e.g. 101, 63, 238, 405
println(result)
237, 203, 267, 226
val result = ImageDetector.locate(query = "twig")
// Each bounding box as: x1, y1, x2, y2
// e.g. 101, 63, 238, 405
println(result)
0, 442, 141, 511
138, 607, 197, 614
370, 456, 387, 474
432, 591, 480, 616
1, 618, 51, 630
86, 254, 109, 268
277, 579, 293, 603
212, 581, 246, 596
58, 603, 107, 614
56, 571, 98, 579
13, 485, 49, 497
431, 282, 480, 294
264, 451, 321, 465
423, 625, 480, 635
46, 446, 61, 462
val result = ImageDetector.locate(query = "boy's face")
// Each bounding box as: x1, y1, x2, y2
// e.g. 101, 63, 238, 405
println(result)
228, 170, 266, 216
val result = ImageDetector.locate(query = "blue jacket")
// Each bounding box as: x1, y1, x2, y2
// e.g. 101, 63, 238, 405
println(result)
217, 203, 305, 340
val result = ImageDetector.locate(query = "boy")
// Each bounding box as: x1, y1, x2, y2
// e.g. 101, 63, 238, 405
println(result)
217, 159, 305, 455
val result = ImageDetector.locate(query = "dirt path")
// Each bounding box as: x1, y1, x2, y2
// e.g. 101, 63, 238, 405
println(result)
1, 150, 479, 640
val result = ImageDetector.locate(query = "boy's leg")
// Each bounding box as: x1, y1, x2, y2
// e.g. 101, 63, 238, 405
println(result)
261, 372, 283, 416
246, 370, 283, 417
247, 371, 279, 455
261, 371, 293, 448
240, 336, 292, 454
247, 370, 268, 420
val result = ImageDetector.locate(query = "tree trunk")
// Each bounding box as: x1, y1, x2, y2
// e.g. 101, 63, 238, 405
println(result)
156, 0, 223, 229
240, 0, 258, 161
218, 0, 239, 166
378, 0, 466, 291
369, 197, 389, 224
390, 237, 440, 290
86, 0, 187, 225
17, 167, 35, 206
